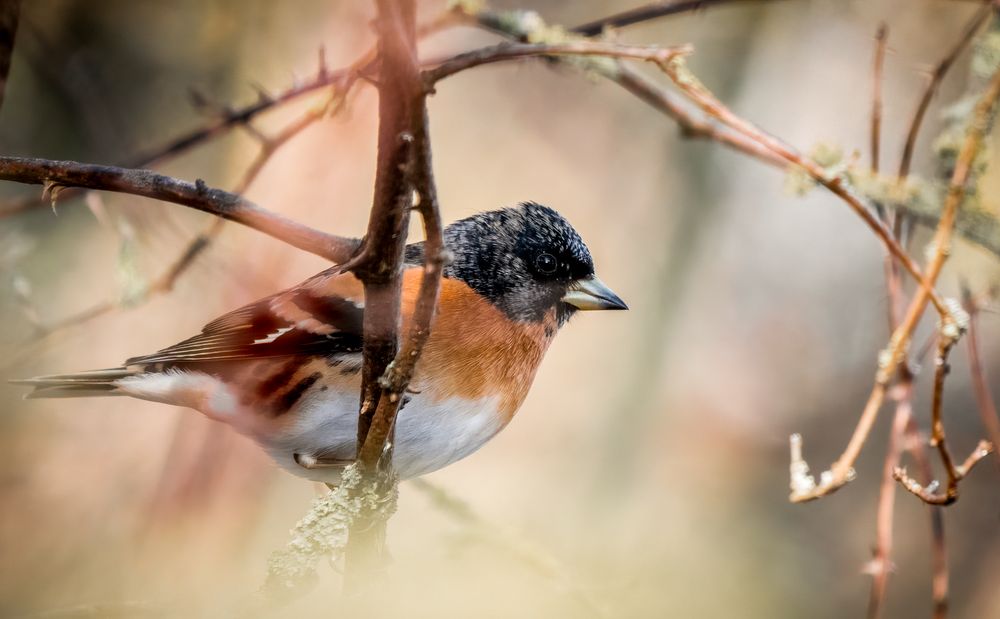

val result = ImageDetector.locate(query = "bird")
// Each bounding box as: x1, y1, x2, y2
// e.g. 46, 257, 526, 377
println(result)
15, 202, 627, 482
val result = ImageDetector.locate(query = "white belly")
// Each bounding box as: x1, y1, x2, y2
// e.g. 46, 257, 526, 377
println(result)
263, 389, 505, 482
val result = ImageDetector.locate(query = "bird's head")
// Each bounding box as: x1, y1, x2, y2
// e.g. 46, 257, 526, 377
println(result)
409, 202, 626, 325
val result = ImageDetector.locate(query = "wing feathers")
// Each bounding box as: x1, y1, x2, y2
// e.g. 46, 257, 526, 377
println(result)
125, 270, 367, 367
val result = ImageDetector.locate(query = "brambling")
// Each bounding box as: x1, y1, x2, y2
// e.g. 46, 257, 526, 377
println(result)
16, 202, 626, 482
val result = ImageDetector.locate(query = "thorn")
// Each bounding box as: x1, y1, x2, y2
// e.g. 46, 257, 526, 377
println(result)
318, 44, 328, 79
250, 82, 274, 104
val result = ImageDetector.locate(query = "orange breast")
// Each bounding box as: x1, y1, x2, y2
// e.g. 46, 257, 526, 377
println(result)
400, 269, 556, 423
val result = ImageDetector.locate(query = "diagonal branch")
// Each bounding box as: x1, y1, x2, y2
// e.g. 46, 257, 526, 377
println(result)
898, 3, 993, 180
423, 40, 692, 84
962, 288, 1000, 470
656, 56, 949, 317
569, 0, 779, 36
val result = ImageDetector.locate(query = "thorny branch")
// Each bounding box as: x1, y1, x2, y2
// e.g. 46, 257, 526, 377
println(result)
0, 10, 458, 220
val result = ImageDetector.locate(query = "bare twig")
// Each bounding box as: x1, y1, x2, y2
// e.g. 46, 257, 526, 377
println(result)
901, 416, 950, 618
612, 63, 786, 164
0, 11, 457, 219
872, 23, 888, 175
898, 3, 992, 180
30, 97, 335, 340
962, 288, 1000, 469
569, 0, 776, 37
658, 57, 948, 317
890, 334, 995, 504
866, 382, 912, 619
893, 440, 992, 504
0, 0, 19, 110
427, 33, 943, 307
0, 156, 359, 263
459, 7, 785, 166
789, 60, 1000, 502
423, 40, 692, 84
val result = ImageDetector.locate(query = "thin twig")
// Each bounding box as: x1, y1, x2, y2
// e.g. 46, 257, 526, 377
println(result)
866, 382, 912, 619
569, 0, 774, 37
612, 63, 785, 164
893, 440, 993, 504
898, 3, 992, 180
962, 287, 1000, 469
658, 57, 951, 317
423, 40, 692, 84
789, 60, 1000, 502
901, 416, 949, 618
872, 23, 888, 175
0, 10, 458, 219
459, 7, 785, 166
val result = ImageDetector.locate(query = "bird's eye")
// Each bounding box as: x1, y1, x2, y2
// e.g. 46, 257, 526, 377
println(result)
535, 252, 558, 275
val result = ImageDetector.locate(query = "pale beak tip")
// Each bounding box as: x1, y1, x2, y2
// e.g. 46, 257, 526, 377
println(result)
562, 275, 629, 311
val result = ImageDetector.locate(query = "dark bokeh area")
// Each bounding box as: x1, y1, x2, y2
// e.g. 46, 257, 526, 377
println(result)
0, 1, 998, 617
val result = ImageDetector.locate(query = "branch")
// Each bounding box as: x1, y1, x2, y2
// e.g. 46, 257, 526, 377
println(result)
866, 382, 912, 619
343, 0, 444, 585
569, 0, 774, 37
458, 7, 785, 165
789, 59, 1000, 502
460, 6, 1000, 258
891, 337, 994, 505
0, 0, 19, 110
41, 100, 333, 336
898, 3, 992, 180
901, 416, 950, 618
962, 288, 1000, 470
893, 440, 993, 504
0, 10, 459, 219
0, 156, 359, 263
423, 40, 692, 84
871, 23, 888, 176
657, 56, 949, 317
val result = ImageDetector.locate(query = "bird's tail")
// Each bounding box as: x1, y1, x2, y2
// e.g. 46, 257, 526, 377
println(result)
11, 367, 139, 399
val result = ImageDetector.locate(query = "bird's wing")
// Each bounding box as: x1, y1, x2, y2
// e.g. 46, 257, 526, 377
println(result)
126, 267, 367, 366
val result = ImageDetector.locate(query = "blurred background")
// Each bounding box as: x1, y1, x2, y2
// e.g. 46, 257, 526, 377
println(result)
1, 0, 998, 617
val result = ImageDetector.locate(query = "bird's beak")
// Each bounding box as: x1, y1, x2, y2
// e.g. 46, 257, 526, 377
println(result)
562, 275, 628, 311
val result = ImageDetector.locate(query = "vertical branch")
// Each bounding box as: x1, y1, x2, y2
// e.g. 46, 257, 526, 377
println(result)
353, 0, 420, 453
962, 289, 1000, 470
0, 0, 19, 110
343, 0, 420, 581
344, 0, 446, 585
867, 382, 912, 619
871, 23, 887, 176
